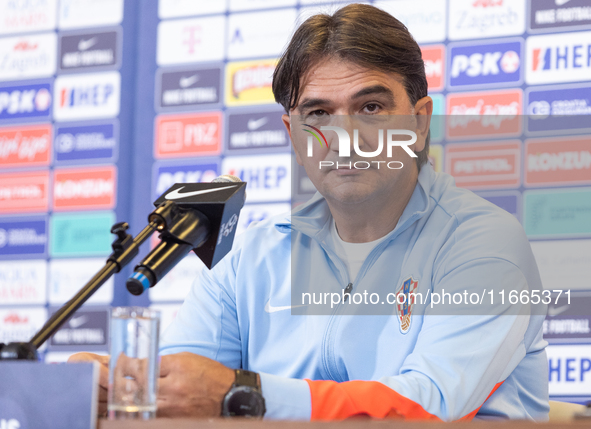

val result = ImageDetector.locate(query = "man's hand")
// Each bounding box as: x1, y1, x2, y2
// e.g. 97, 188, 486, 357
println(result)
67, 351, 235, 418
157, 352, 235, 418
68, 352, 109, 416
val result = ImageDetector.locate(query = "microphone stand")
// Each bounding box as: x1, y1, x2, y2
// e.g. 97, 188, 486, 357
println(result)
0, 218, 163, 361
0, 178, 244, 361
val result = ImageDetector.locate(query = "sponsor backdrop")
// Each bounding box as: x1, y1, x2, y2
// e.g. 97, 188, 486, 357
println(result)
0, 0, 137, 365
0, 0, 590, 404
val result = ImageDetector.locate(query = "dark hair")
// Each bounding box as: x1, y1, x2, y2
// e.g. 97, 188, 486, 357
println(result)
272, 3, 430, 167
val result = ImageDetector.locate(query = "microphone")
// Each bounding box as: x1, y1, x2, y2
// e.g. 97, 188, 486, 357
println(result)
125, 175, 246, 296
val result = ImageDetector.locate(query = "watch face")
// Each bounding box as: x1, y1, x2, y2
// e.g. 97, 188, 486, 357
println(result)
224, 386, 265, 417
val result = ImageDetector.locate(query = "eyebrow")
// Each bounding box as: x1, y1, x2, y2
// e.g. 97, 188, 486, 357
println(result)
296, 85, 396, 114
351, 85, 395, 104
296, 98, 331, 114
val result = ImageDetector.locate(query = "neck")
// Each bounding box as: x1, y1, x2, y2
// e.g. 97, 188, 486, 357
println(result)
327, 172, 419, 243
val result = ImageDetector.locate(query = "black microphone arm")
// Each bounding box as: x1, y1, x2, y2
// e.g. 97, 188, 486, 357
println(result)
0, 220, 160, 360
125, 200, 209, 295
0, 175, 246, 360
126, 175, 246, 296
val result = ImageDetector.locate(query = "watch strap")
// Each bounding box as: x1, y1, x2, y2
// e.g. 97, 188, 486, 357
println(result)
234, 369, 261, 391
222, 369, 266, 417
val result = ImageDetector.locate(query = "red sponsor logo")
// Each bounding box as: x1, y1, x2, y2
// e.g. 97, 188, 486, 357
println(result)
421, 45, 444, 92
0, 124, 51, 167
3, 313, 29, 324
14, 41, 38, 51
53, 166, 117, 211
445, 140, 521, 189
155, 112, 221, 159
531, 48, 543, 72
472, 0, 503, 7
447, 89, 522, 139
525, 136, 591, 187
0, 171, 49, 214
183, 25, 203, 54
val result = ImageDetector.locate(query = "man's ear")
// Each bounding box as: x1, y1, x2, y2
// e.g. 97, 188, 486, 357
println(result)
413, 96, 433, 153
282, 113, 303, 166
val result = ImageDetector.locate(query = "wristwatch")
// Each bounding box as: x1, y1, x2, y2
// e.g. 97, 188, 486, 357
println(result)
221, 369, 266, 417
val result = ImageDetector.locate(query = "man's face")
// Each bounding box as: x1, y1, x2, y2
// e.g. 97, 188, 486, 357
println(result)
283, 58, 432, 206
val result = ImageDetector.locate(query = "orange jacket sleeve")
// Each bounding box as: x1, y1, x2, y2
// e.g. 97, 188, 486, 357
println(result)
306, 379, 503, 421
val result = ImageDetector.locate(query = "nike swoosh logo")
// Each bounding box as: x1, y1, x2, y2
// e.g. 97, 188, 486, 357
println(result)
179, 74, 199, 88
165, 185, 237, 200
78, 37, 97, 51
247, 117, 269, 131
69, 315, 88, 328
264, 300, 307, 313
548, 304, 570, 317
555, 0, 571, 6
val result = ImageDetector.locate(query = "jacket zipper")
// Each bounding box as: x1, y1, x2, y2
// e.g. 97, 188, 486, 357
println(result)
321, 281, 352, 381
319, 213, 422, 381
343, 283, 353, 302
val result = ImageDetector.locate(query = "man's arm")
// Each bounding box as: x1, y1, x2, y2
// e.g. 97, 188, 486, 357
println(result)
159, 262, 242, 366
159, 258, 312, 419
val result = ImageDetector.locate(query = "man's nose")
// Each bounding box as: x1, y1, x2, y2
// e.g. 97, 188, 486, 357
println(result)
326, 116, 356, 153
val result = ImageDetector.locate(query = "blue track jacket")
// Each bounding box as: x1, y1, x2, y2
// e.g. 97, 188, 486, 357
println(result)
160, 162, 549, 421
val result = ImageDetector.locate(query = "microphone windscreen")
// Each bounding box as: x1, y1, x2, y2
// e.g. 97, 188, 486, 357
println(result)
213, 174, 245, 203
212, 175, 241, 183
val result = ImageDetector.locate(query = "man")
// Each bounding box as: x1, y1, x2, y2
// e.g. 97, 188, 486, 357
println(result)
71, 4, 549, 420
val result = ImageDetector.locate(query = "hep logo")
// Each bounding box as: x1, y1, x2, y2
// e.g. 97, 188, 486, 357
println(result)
60, 84, 114, 108
227, 166, 287, 189
302, 125, 417, 170
217, 214, 238, 244
532, 48, 551, 71
531, 44, 591, 72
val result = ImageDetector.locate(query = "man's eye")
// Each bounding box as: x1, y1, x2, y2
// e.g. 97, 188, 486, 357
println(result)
362, 104, 381, 113
308, 109, 327, 117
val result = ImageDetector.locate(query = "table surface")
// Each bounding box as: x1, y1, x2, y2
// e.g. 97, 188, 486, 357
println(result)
99, 418, 591, 429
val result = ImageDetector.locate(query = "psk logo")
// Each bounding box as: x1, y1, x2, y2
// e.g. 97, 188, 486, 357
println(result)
500, 50, 520, 73
396, 277, 418, 334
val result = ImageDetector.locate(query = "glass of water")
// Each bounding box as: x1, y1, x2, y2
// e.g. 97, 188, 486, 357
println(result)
107, 307, 160, 420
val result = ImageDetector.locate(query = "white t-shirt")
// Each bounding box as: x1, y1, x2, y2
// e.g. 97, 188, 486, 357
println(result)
330, 220, 388, 282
